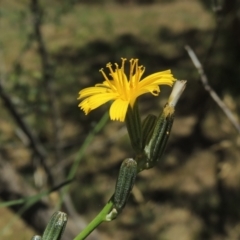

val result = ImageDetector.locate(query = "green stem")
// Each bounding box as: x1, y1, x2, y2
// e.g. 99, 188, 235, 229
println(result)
69, 112, 109, 181
73, 198, 114, 240
56, 112, 109, 210
0, 179, 72, 208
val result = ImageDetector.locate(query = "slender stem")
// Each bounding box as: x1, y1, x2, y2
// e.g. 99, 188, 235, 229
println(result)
0, 179, 72, 208
56, 112, 109, 210
73, 198, 114, 240
68, 112, 109, 181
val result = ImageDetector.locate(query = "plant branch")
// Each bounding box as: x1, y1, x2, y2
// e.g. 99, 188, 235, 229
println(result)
30, 0, 62, 165
73, 198, 114, 240
185, 45, 240, 134
0, 81, 54, 184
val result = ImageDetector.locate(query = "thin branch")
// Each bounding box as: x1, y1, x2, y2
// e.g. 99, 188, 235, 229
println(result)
30, 0, 62, 164
29, 3, 89, 233
0, 82, 54, 185
0, 178, 73, 208
185, 45, 240, 134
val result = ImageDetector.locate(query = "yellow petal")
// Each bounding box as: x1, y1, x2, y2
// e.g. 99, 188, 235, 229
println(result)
78, 86, 110, 99
109, 98, 129, 122
79, 93, 117, 114
136, 85, 160, 97
96, 81, 118, 93
139, 70, 175, 88
96, 81, 110, 88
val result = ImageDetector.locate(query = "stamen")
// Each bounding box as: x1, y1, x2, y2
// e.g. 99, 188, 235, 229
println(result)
136, 66, 143, 80
121, 58, 127, 71
99, 68, 114, 90
135, 59, 139, 69
141, 66, 146, 77
99, 68, 109, 81
129, 59, 135, 83
121, 58, 127, 93
107, 62, 115, 76
115, 65, 122, 90
115, 63, 127, 92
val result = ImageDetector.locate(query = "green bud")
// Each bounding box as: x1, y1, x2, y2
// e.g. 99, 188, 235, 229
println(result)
138, 80, 187, 171
143, 104, 174, 169
31, 236, 42, 240
41, 211, 68, 240
113, 158, 137, 212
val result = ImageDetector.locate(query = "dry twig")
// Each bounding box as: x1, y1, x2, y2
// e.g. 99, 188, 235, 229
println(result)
0, 82, 54, 184
185, 45, 240, 134
30, 0, 62, 164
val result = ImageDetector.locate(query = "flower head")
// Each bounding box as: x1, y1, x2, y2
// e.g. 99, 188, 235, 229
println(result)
78, 58, 175, 122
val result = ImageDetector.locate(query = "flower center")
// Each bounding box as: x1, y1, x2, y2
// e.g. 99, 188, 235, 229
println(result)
99, 58, 145, 103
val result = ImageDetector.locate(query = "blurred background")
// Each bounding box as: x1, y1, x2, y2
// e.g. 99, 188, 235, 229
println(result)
0, 0, 240, 239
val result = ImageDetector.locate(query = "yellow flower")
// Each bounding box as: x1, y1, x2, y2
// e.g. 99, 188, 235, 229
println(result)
78, 58, 175, 122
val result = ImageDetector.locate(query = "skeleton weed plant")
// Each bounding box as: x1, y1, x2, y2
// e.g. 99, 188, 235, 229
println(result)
31, 58, 186, 240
